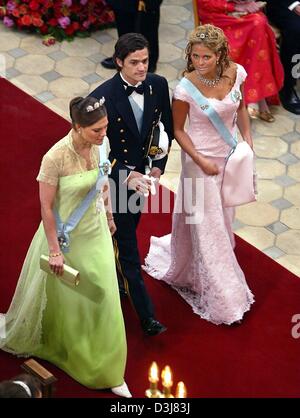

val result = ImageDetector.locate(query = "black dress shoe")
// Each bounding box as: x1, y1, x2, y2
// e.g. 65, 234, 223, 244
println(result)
141, 317, 167, 336
101, 57, 116, 70
279, 87, 300, 115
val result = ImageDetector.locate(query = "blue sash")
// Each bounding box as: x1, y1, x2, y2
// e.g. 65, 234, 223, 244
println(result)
180, 77, 238, 150
54, 141, 111, 253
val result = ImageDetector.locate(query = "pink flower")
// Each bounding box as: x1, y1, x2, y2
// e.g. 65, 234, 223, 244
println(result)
80, 0, 88, 5
6, 1, 16, 12
62, 0, 72, 6
3, 16, 14, 27
58, 16, 71, 29
82, 20, 91, 29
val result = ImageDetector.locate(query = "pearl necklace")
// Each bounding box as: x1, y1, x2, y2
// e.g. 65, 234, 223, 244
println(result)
196, 68, 221, 88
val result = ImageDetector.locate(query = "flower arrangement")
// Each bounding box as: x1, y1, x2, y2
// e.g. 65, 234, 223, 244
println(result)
0, 0, 115, 45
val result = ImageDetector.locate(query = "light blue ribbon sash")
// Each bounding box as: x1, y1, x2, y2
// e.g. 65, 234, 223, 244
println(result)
54, 142, 111, 253
180, 77, 238, 150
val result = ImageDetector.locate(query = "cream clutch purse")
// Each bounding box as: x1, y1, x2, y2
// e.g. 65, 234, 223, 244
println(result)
40, 255, 80, 286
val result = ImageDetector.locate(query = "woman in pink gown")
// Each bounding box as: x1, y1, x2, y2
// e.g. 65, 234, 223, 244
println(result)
143, 25, 254, 325
196, 0, 284, 122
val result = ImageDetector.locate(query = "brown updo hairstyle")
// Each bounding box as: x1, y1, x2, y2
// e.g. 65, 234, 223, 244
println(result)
69, 96, 107, 129
184, 24, 230, 78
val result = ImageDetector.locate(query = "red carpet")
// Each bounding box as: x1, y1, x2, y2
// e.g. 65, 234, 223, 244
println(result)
1, 78, 300, 398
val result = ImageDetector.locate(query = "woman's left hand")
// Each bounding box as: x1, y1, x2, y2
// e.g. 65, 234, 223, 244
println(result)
108, 219, 117, 235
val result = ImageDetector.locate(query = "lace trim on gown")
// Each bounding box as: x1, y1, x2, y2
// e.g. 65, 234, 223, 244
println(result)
0, 228, 48, 356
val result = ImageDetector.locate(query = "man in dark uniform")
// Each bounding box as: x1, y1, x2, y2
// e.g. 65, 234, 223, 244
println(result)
90, 33, 173, 336
266, 0, 300, 114
102, 0, 162, 72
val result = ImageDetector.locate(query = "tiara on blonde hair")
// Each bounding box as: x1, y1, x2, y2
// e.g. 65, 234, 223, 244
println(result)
86, 97, 105, 112
189, 24, 223, 43
189, 31, 219, 43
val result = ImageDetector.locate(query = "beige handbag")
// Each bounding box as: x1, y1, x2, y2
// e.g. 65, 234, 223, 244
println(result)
40, 255, 80, 286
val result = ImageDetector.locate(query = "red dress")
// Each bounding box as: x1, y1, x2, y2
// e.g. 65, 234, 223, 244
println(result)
197, 0, 284, 104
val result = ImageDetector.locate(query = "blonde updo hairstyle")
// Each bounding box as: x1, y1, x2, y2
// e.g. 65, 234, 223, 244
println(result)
184, 24, 230, 77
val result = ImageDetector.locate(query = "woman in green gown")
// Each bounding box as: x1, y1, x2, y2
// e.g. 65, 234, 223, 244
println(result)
0, 96, 130, 398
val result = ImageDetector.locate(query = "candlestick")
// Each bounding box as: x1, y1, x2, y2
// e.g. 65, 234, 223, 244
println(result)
161, 365, 174, 398
145, 361, 162, 398
175, 381, 187, 398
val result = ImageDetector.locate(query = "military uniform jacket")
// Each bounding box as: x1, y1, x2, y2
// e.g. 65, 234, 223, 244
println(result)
266, 0, 300, 20
90, 72, 173, 182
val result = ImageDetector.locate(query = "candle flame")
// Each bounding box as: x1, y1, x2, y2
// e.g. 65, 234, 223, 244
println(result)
149, 361, 159, 383
176, 381, 187, 398
161, 365, 173, 388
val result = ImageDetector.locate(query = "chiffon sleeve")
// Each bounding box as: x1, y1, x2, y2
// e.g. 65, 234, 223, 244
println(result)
36, 154, 59, 187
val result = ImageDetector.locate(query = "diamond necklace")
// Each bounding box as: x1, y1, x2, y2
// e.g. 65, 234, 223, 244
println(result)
196, 68, 221, 88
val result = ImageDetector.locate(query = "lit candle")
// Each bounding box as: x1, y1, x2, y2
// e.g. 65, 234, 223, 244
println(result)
145, 362, 161, 398
161, 365, 174, 398
175, 381, 187, 398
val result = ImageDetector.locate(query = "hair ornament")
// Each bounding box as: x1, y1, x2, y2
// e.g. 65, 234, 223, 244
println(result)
194, 31, 219, 40
86, 97, 105, 112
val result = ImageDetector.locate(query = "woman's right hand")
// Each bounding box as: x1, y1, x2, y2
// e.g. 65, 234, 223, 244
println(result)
195, 156, 219, 175
49, 253, 64, 276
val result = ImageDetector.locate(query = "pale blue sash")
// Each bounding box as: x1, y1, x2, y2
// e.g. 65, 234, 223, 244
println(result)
54, 142, 111, 253
180, 77, 238, 149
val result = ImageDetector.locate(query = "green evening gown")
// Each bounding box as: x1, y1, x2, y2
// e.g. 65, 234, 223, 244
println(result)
1, 168, 127, 389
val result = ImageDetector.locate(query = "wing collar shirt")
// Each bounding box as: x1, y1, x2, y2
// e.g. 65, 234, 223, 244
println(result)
120, 72, 144, 112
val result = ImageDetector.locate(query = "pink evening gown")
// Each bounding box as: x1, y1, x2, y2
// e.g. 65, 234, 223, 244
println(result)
143, 64, 254, 325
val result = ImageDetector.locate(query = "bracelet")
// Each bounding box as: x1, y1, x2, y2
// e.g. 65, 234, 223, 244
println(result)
49, 252, 62, 258
107, 217, 114, 221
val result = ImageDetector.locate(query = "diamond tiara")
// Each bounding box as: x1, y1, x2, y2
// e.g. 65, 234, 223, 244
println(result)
190, 31, 219, 42
86, 97, 105, 112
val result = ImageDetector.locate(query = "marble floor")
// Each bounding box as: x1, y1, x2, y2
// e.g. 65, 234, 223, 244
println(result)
0, 0, 299, 276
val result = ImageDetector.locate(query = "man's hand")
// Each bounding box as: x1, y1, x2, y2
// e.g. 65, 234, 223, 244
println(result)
149, 167, 162, 179
127, 170, 152, 196
294, 5, 300, 16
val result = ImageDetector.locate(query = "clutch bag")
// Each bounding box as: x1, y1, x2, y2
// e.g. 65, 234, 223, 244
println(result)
39, 255, 80, 286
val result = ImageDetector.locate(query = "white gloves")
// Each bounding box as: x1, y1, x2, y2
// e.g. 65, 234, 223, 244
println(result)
127, 171, 157, 196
